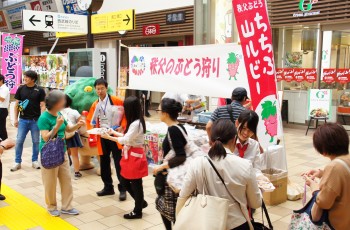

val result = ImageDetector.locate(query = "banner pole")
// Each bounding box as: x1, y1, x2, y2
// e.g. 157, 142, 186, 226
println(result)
48, 38, 59, 54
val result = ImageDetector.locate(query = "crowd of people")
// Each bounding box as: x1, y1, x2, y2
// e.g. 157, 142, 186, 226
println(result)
0, 71, 349, 229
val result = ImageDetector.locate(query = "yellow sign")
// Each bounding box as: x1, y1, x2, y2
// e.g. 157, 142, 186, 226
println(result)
91, 9, 135, 34
56, 32, 86, 38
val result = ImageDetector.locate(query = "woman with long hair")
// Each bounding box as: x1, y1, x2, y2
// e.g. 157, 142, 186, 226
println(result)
179, 119, 262, 229
152, 98, 188, 230
101, 96, 148, 219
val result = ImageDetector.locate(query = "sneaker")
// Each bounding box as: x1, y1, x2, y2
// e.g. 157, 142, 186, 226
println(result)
74, 172, 82, 180
10, 163, 21, 172
61, 208, 79, 215
123, 211, 142, 219
49, 210, 60, 217
0, 194, 6, 201
32, 161, 41, 169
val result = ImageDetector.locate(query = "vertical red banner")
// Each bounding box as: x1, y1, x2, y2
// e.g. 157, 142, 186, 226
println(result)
233, 0, 279, 144
232, 0, 277, 109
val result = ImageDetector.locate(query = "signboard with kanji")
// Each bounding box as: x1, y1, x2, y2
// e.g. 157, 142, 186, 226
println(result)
91, 9, 135, 34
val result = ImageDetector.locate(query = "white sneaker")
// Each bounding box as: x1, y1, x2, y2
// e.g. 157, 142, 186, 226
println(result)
32, 161, 41, 169
10, 163, 21, 172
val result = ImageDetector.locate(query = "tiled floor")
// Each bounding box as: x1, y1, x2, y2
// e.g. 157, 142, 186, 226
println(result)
0, 115, 330, 230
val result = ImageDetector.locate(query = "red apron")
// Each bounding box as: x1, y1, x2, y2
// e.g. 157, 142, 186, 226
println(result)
120, 146, 148, 180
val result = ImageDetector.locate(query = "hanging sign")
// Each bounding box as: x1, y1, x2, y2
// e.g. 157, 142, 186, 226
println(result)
294, 68, 305, 82
322, 68, 336, 84
284, 68, 295, 82
6, 4, 27, 30
22, 10, 88, 34
336, 69, 350, 84
1, 33, 24, 94
276, 68, 284, 82
305, 68, 317, 83
91, 9, 135, 34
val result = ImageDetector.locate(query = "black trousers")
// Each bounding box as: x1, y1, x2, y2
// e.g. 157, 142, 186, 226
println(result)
0, 108, 8, 140
121, 176, 144, 214
100, 138, 125, 192
161, 214, 173, 230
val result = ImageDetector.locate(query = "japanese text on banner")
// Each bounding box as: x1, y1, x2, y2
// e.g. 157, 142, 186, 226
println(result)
1, 33, 24, 94
233, 0, 279, 144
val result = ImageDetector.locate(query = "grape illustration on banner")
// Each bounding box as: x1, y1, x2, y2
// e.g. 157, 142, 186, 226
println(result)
226, 52, 240, 80
261, 100, 278, 143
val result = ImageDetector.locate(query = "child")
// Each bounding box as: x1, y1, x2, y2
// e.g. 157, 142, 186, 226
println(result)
234, 110, 269, 181
101, 96, 148, 219
61, 95, 83, 179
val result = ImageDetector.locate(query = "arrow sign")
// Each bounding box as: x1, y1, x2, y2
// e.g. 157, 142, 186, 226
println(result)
22, 10, 88, 34
29, 15, 41, 26
123, 14, 130, 25
92, 9, 135, 34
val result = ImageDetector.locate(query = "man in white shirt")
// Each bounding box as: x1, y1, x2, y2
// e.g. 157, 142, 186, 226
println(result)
0, 74, 10, 141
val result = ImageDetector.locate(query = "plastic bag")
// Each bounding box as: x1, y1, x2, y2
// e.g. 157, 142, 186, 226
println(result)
287, 179, 304, 201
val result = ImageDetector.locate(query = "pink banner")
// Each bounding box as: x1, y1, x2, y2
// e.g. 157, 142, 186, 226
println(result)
1, 33, 23, 94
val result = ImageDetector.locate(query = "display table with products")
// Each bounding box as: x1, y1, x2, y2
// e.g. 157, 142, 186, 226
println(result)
145, 122, 208, 165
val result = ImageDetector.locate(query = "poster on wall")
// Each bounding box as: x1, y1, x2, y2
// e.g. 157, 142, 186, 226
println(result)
308, 89, 332, 118
30, 1, 42, 11
215, 0, 233, 44
1, 33, 24, 94
0, 11, 9, 31
62, 0, 88, 15
40, 0, 58, 12
6, 5, 27, 30
22, 54, 68, 89
322, 68, 336, 84
285, 52, 303, 68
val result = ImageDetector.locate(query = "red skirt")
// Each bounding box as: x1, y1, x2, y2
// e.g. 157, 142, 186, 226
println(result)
120, 147, 148, 179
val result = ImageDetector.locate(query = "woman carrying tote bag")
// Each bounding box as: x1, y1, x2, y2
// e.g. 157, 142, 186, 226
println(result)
152, 98, 193, 230
177, 119, 262, 230
37, 90, 85, 217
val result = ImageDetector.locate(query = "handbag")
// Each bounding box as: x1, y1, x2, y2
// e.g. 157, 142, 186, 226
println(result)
289, 191, 334, 230
41, 132, 65, 169
206, 156, 273, 230
165, 125, 204, 193
174, 157, 230, 230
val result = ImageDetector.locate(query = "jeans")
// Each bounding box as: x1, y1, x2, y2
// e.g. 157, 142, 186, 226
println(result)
121, 177, 144, 214
100, 138, 126, 192
0, 108, 8, 140
15, 118, 40, 163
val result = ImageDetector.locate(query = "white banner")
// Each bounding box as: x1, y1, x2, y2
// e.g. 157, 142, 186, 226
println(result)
129, 43, 250, 98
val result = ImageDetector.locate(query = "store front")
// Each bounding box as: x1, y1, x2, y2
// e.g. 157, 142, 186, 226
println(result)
269, 0, 350, 124
195, 0, 350, 124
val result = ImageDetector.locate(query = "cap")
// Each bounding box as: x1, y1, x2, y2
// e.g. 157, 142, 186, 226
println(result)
231, 87, 249, 99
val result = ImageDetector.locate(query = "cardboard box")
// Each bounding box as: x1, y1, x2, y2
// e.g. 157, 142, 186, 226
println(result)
262, 168, 288, 206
